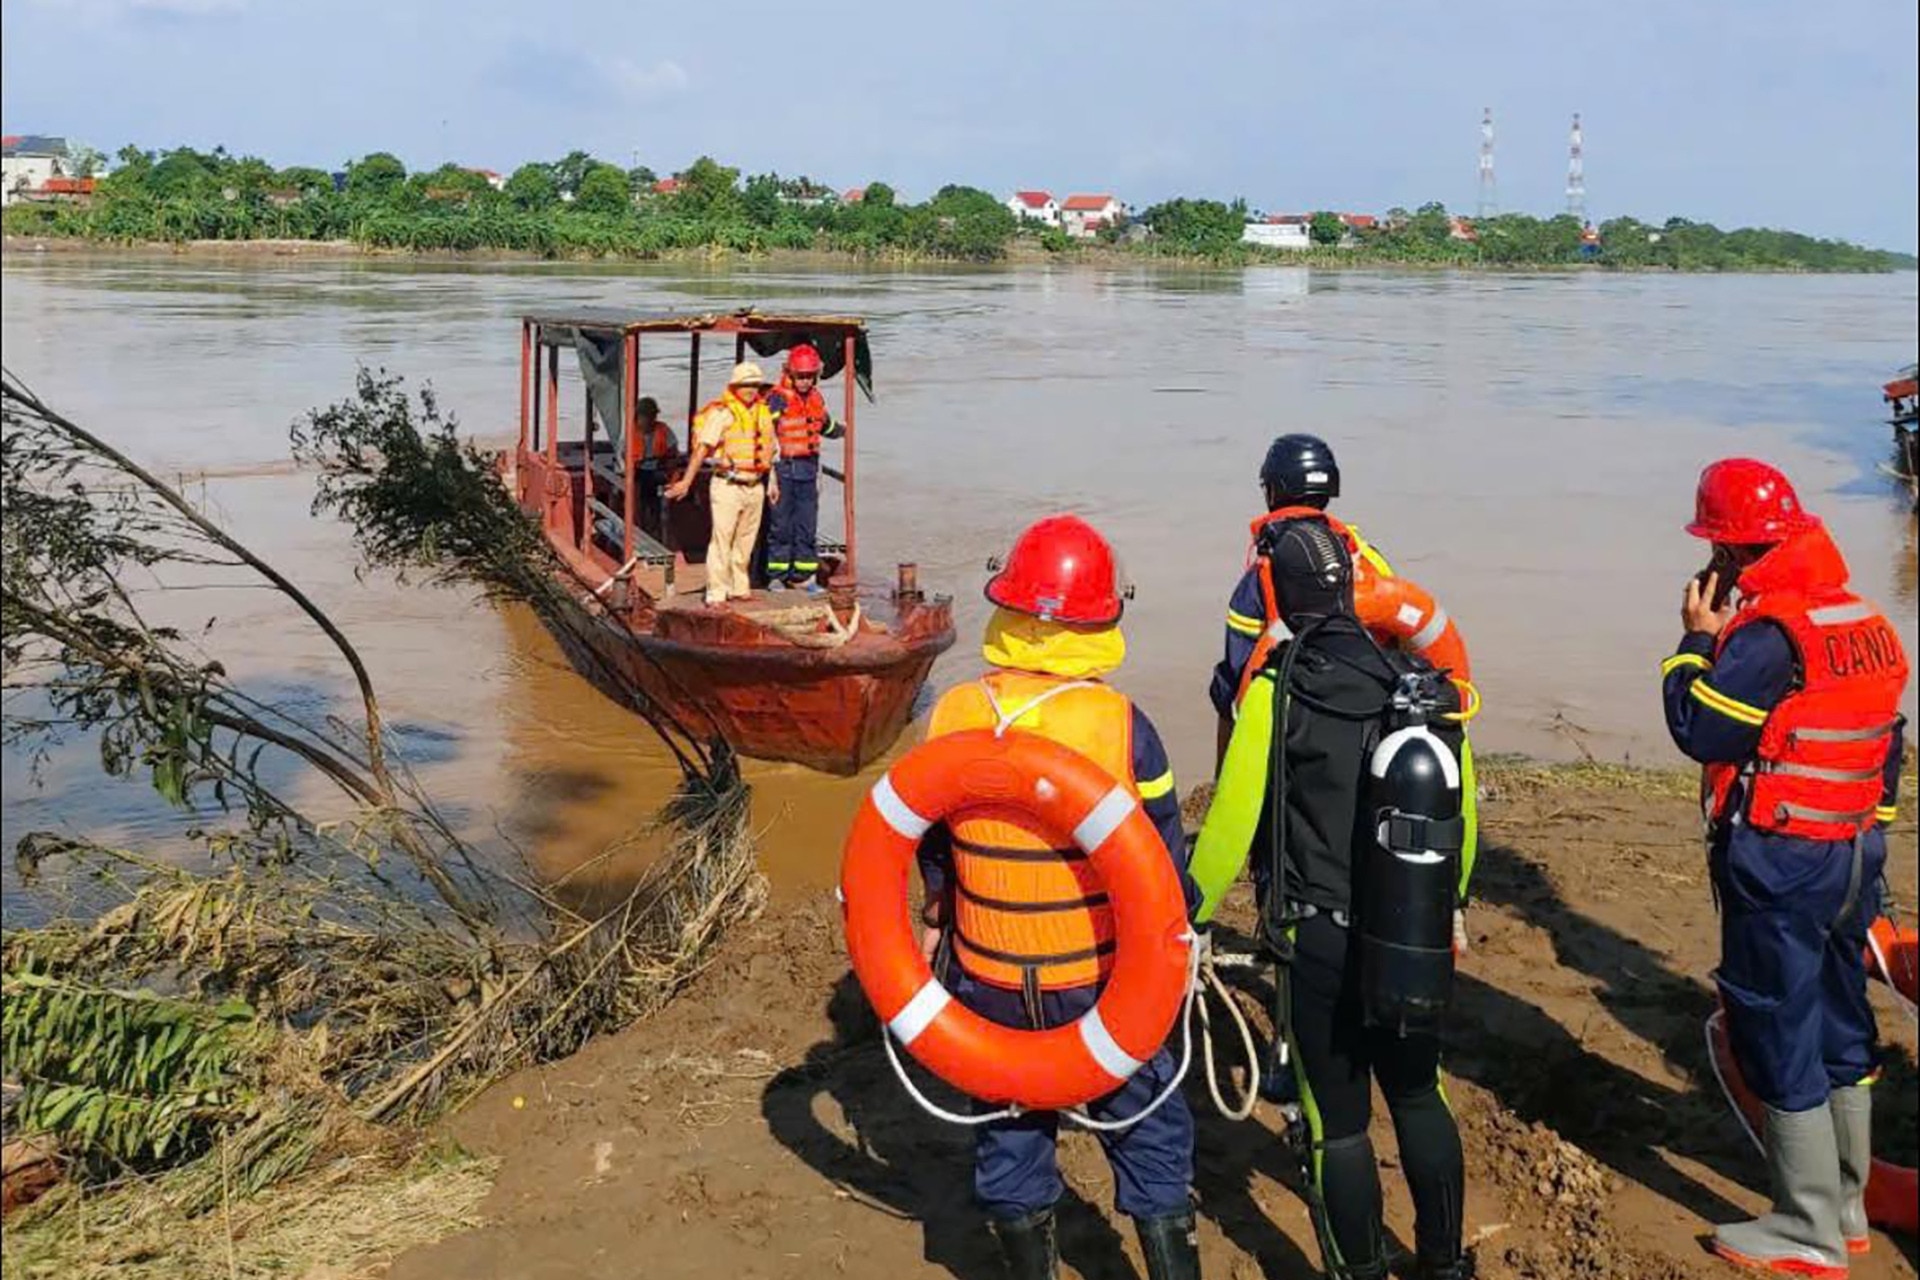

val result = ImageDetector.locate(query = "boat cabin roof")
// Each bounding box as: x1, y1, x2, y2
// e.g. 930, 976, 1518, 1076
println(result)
522, 308, 867, 339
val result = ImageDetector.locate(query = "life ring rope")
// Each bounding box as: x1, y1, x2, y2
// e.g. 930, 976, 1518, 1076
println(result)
877, 938, 1265, 1130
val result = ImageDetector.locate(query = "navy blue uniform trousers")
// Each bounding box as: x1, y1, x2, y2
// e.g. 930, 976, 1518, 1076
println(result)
1713, 821, 1885, 1111
952, 969, 1194, 1222
767, 455, 820, 582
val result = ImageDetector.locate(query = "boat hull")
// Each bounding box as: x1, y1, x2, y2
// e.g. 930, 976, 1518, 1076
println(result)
535, 580, 953, 775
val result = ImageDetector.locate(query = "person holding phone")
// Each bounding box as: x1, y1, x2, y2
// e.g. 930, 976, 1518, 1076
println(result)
1662, 458, 1908, 1278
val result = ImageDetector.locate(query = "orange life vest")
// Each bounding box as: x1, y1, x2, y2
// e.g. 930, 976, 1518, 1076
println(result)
638, 420, 676, 464
1703, 527, 1907, 841
927, 670, 1138, 992
695, 392, 772, 478
1232, 508, 1475, 710
770, 376, 831, 459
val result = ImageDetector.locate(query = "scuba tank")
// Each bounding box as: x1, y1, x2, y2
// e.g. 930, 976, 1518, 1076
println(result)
1358, 670, 1465, 1036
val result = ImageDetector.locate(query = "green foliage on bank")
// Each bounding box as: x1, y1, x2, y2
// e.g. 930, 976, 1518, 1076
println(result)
3, 144, 1912, 271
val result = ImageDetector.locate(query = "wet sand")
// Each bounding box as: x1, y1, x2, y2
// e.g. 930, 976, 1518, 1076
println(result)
388, 764, 1920, 1280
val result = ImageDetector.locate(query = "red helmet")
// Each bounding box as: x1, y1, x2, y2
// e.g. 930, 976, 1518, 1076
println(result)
985, 514, 1126, 625
786, 343, 823, 375
1686, 458, 1817, 544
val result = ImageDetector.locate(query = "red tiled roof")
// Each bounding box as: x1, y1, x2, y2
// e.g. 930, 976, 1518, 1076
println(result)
1262, 214, 1309, 225
842, 187, 865, 202
1, 136, 20, 149
653, 177, 681, 194
1338, 212, 1377, 229
37, 177, 94, 195
1012, 190, 1053, 207
1061, 193, 1115, 211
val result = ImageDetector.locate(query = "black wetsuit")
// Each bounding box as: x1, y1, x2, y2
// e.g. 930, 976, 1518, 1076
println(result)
1262, 621, 1469, 1280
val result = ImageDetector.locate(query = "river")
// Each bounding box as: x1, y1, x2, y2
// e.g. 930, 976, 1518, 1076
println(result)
3, 251, 1915, 895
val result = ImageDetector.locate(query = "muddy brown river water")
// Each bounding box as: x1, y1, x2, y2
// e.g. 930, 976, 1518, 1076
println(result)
4, 252, 1915, 896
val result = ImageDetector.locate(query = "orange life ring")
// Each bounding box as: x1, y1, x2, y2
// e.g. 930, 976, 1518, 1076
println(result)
839, 727, 1193, 1111
1866, 915, 1918, 1007
1705, 917, 1919, 1239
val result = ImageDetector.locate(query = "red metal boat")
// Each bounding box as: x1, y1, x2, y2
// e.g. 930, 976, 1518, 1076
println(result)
505, 309, 955, 774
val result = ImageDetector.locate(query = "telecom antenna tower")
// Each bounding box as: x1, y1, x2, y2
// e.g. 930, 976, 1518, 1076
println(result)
1566, 113, 1587, 223
1477, 107, 1497, 218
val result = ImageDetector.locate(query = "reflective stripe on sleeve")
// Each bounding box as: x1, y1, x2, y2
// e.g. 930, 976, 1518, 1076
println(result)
1662, 652, 1711, 677
1689, 680, 1768, 727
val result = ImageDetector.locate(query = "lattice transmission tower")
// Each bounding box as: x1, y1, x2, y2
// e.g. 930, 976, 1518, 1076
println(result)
1477, 107, 1497, 219
1566, 113, 1587, 223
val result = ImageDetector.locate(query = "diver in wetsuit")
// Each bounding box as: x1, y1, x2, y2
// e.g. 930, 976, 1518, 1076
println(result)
1197, 518, 1475, 1280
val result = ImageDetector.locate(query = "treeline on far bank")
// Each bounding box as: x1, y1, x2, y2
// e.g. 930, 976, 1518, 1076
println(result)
3, 145, 1913, 272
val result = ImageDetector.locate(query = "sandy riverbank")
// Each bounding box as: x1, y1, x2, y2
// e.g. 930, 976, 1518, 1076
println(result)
11, 760, 1912, 1280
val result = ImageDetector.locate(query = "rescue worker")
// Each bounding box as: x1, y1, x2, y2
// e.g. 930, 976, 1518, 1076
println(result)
762, 343, 842, 592
1202, 517, 1474, 1280
1662, 458, 1907, 1278
915, 514, 1202, 1280
665, 362, 779, 607
633, 395, 680, 542
1211, 433, 1475, 763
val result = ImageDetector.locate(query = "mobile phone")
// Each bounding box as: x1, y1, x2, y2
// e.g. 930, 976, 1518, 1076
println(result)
1696, 564, 1735, 610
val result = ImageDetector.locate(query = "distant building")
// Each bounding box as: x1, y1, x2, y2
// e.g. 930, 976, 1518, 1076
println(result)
778, 183, 837, 208
466, 168, 505, 191
1242, 214, 1311, 250
653, 176, 682, 196
15, 175, 94, 205
2, 135, 71, 207
1060, 193, 1124, 239
841, 186, 866, 204
1448, 215, 1478, 242
1006, 190, 1059, 227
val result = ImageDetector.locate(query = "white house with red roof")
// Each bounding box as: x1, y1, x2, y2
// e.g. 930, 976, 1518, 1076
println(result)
2, 135, 71, 206
1059, 193, 1124, 239
1005, 189, 1059, 227
1242, 213, 1312, 250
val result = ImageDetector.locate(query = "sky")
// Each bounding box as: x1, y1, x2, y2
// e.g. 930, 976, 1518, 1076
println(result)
3, 0, 1916, 250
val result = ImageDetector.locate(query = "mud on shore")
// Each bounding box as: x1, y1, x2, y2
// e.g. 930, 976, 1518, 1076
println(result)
372, 761, 1915, 1280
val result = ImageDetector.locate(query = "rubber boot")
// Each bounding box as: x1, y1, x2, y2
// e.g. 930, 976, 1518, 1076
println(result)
988, 1208, 1058, 1280
1829, 1083, 1872, 1256
1711, 1103, 1848, 1279
1133, 1211, 1201, 1280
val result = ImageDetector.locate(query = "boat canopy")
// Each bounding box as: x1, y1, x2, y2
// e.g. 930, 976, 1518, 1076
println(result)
523, 309, 874, 409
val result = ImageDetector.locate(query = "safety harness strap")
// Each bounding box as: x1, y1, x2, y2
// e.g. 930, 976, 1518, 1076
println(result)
954, 881, 1110, 914
1785, 721, 1900, 745
1761, 760, 1885, 785
1775, 801, 1877, 827
1384, 813, 1466, 854
951, 836, 1087, 862
952, 930, 1116, 969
